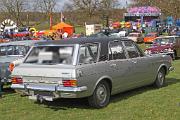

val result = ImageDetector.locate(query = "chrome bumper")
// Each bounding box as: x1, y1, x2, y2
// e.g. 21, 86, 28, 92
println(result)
169, 66, 174, 71
11, 83, 88, 101
11, 83, 87, 92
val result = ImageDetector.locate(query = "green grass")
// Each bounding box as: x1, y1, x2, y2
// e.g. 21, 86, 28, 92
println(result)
138, 43, 151, 51
0, 51, 180, 120
74, 25, 85, 34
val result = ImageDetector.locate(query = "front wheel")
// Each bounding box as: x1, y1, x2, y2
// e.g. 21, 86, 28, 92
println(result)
0, 83, 3, 91
88, 81, 110, 108
154, 68, 166, 88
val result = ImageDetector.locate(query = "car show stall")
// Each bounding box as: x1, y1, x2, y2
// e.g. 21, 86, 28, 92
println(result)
52, 22, 74, 36
124, 6, 161, 27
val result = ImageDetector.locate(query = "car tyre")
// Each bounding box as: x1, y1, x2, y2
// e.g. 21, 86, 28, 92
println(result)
154, 68, 166, 88
88, 81, 110, 108
0, 84, 3, 91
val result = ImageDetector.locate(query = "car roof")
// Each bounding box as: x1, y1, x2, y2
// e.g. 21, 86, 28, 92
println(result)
36, 37, 132, 46
129, 32, 140, 34
156, 36, 179, 39
0, 40, 47, 46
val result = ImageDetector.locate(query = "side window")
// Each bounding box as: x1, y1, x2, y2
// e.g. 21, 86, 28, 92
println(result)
78, 43, 99, 64
123, 41, 140, 58
134, 44, 144, 57
0, 46, 7, 56
108, 41, 126, 60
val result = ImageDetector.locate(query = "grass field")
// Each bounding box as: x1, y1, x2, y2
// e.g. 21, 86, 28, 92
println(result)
0, 46, 180, 120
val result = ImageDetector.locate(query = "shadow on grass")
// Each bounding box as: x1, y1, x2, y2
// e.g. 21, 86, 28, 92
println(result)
37, 77, 180, 110
111, 78, 180, 103
165, 78, 180, 86
1, 87, 15, 96
36, 98, 90, 110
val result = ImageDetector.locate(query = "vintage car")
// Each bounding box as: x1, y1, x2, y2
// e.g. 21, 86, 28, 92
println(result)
0, 35, 10, 43
127, 32, 144, 43
11, 37, 173, 108
145, 36, 180, 59
144, 32, 158, 43
0, 40, 45, 88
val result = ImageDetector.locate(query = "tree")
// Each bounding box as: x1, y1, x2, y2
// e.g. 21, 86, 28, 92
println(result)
0, 0, 29, 26
34, 0, 56, 14
71, 0, 100, 18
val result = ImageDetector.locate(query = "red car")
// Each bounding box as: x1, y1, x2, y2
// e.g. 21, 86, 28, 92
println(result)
145, 36, 180, 59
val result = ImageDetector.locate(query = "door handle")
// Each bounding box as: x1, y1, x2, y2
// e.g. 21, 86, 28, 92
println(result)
110, 64, 117, 67
131, 60, 137, 64
77, 70, 83, 77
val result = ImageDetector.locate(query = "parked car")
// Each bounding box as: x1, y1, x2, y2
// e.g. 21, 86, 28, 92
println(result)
11, 37, 173, 108
127, 32, 144, 43
144, 32, 158, 43
0, 35, 10, 43
145, 36, 180, 59
0, 40, 45, 88
176, 31, 180, 36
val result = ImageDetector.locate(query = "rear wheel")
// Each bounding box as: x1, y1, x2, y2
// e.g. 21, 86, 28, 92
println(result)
154, 68, 166, 88
88, 81, 110, 108
174, 50, 177, 59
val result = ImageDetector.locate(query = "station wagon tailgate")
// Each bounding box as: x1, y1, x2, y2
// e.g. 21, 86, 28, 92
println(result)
11, 64, 77, 82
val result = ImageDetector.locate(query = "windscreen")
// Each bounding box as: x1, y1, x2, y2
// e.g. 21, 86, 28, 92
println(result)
154, 38, 175, 45
24, 46, 74, 65
0, 45, 29, 56
146, 33, 155, 37
128, 33, 138, 37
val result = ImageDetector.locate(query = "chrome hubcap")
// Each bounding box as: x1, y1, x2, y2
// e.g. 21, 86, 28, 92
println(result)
96, 85, 107, 104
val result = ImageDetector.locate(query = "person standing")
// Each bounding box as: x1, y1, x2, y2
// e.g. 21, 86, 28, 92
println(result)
62, 32, 68, 39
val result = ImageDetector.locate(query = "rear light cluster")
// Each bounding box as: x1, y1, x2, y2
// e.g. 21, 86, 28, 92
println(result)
9, 63, 15, 72
11, 77, 23, 84
62, 80, 77, 87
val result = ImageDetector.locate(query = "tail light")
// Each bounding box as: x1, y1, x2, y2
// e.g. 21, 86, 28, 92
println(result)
9, 63, 15, 72
62, 80, 77, 87
11, 77, 23, 84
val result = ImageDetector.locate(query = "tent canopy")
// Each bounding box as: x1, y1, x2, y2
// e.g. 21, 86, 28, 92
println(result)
52, 22, 74, 35
52, 22, 73, 29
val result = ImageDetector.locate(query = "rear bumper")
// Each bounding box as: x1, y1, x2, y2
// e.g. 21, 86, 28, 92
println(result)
11, 83, 88, 101
0, 72, 11, 83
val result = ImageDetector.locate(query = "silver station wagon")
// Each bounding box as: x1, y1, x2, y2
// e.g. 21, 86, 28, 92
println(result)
11, 38, 173, 108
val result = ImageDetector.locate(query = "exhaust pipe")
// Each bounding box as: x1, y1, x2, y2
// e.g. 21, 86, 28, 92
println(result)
37, 95, 44, 103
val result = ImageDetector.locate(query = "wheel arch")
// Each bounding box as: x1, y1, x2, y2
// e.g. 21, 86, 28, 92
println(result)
157, 64, 167, 75
93, 76, 113, 95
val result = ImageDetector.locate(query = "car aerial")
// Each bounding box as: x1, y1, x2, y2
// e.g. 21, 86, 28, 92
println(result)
127, 32, 144, 43
145, 36, 180, 59
144, 32, 158, 43
11, 37, 173, 108
0, 40, 45, 88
